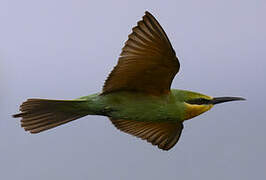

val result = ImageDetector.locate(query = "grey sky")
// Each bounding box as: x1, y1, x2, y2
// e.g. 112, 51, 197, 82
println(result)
1, 0, 266, 179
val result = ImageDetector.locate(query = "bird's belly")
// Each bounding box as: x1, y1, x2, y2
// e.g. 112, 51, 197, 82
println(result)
102, 92, 183, 123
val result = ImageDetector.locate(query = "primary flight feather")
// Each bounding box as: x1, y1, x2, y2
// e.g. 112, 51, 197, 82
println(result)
13, 11, 245, 150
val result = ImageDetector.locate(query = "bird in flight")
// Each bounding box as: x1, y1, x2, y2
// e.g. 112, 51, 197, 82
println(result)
13, 11, 245, 150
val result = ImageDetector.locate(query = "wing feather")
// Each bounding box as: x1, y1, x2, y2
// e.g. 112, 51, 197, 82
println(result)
110, 118, 183, 150
102, 11, 180, 95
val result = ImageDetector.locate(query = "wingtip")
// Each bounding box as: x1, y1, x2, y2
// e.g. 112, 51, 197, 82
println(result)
145, 11, 152, 16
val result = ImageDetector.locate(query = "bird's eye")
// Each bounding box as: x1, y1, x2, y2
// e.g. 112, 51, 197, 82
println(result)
186, 98, 210, 105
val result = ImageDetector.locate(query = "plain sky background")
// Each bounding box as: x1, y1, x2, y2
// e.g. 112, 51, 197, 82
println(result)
1, 0, 266, 179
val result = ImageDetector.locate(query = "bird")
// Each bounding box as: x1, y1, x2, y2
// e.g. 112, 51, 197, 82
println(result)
13, 11, 245, 150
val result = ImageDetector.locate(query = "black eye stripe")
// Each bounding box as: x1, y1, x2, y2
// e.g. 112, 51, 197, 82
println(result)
186, 98, 210, 105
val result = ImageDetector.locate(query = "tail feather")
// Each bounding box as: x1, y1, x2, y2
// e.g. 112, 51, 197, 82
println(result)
13, 99, 89, 133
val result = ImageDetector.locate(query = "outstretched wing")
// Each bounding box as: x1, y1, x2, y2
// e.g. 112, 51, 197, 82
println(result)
102, 11, 180, 95
110, 118, 183, 150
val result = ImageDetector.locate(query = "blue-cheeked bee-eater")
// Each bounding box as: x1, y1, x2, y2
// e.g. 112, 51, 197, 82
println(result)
13, 11, 245, 150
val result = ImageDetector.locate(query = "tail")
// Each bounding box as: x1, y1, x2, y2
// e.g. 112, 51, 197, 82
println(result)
13, 99, 89, 133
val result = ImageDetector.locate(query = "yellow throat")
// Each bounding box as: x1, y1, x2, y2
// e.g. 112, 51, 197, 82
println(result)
184, 103, 214, 120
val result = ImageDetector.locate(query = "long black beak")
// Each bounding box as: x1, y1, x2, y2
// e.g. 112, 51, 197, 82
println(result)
210, 97, 246, 105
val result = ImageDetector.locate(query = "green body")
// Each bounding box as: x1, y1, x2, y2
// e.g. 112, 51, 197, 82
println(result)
77, 89, 212, 122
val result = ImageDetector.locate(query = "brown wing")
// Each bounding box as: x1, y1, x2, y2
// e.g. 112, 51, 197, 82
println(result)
102, 11, 180, 95
110, 118, 183, 150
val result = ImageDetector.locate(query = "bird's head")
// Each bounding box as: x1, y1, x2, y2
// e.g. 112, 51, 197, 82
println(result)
177, 90, 245, 120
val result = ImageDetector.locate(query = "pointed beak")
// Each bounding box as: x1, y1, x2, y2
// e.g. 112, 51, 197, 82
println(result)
210, 97, 246, 105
